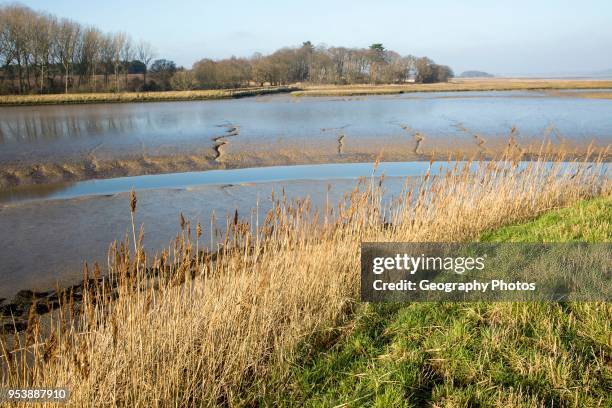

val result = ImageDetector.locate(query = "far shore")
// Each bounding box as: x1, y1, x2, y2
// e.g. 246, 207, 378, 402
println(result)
0, 86, 299, 106
1, 78, 612, 106
292, 78, 612, 96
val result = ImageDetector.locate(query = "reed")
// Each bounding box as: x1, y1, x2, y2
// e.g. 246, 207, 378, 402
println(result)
293, 79, 612, 97
1, 79, 610, 105
0, 147, 609, 406
0, 86, 298, 106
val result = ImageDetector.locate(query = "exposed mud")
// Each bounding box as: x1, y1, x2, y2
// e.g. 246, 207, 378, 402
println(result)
397, 123, 426, 156
452, 122, 491, 157
337, 133, 345, 155
0, 152, 219, 188
2, 135, 607, 189
212, 123, 241, 162
1, 92, 611, 188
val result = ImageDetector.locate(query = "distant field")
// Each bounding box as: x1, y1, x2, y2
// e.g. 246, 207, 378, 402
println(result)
1, 79, 612, 105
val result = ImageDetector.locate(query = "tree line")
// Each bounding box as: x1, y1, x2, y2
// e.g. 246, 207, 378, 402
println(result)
0, 4, 453, 95
0, 4, 159, 94
188, 42, 453, 90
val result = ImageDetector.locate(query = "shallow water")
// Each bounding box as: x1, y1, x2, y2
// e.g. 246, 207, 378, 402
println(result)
1, 90, 612, 298
0, 163, 417, 297
0, 160, 464, 296
1, 160, 608, 298
1, 91, 611, 169
0, 161, 434, 203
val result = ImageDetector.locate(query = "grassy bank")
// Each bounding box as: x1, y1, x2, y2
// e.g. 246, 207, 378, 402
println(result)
1, 154, 609, 406
292, 79, 612, 97
0, 86, 298, 106
267, 197, 611, 407
1, 79, 611, 106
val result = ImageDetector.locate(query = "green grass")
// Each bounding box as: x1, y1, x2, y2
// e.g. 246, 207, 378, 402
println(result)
262, 196, 611, 407
480, 197, 611, 243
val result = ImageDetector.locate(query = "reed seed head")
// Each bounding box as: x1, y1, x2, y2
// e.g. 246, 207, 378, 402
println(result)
130, 190, 137, 213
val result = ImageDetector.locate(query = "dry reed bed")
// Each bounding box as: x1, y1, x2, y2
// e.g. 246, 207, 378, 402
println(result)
569, 92, 612, 99
0, 86, 297, 106
293, 79, 612, 96
1, 150, 610, 406
1, 79, 611, 105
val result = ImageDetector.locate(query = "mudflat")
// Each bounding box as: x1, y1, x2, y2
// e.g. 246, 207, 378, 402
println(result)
1, 90, 610, 188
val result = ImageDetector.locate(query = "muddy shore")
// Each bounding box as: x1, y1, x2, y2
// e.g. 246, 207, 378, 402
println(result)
2, 91, 611, 188
1, 136, 608, 189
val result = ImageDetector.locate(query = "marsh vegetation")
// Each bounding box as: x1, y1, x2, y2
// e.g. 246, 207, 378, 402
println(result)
1, 148, 609, 406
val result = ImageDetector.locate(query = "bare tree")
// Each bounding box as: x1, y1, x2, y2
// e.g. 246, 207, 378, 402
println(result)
137, 40, 156, 87
171, 70, 196, 90
1, 3, 453, 94
121, 35, 133, 89
54, 18, 81, 93
1, 5, 31, 92
0, 8, 13, 85
80, 27, 102, 90
99, 33, 115, 88
31, 13, 55, 93
111, 32, 126, 91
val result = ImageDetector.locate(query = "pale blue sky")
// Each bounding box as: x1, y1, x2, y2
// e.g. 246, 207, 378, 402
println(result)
12, 0, 612, 75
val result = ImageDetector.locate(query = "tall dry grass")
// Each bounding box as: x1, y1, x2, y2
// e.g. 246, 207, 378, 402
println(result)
294, 79, 612, 97
0, 86, 297, 106
1, 148, 610, 406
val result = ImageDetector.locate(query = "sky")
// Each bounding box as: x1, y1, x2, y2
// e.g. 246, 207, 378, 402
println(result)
12, 0, 612, 76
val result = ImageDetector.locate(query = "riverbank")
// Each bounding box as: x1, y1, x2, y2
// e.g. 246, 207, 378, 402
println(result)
292, 78, 612, 97
1, 155, 608, 405
0, 86, 298, 106
2, 145, 607, 190
1, 79, 611, 106
269, 196, 611, 406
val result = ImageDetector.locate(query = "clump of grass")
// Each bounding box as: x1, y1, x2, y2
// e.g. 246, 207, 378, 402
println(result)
481, 196, 611, 242
0, 148, 609, 406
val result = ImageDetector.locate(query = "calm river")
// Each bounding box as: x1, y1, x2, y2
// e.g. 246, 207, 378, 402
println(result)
0, 90, 611, 298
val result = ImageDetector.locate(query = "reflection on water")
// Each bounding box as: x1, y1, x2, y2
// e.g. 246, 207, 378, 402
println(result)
0, 182, 77, 203
0, 105, 183, 143
0, 111, 137, 143
0, 162, 434, 203
3, 160, 608, 205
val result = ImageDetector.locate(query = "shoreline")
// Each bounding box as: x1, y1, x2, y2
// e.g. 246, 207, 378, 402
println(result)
292, 79, 612, 96
0, 86, 299, 107
1, 79, 612, 106
2, 148, 609, 190
1, 155, 607, 405
2, 193, 608, 334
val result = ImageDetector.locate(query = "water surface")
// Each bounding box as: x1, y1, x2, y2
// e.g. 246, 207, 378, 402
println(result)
0, 162, 424, 297
1, 91, 610, 170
